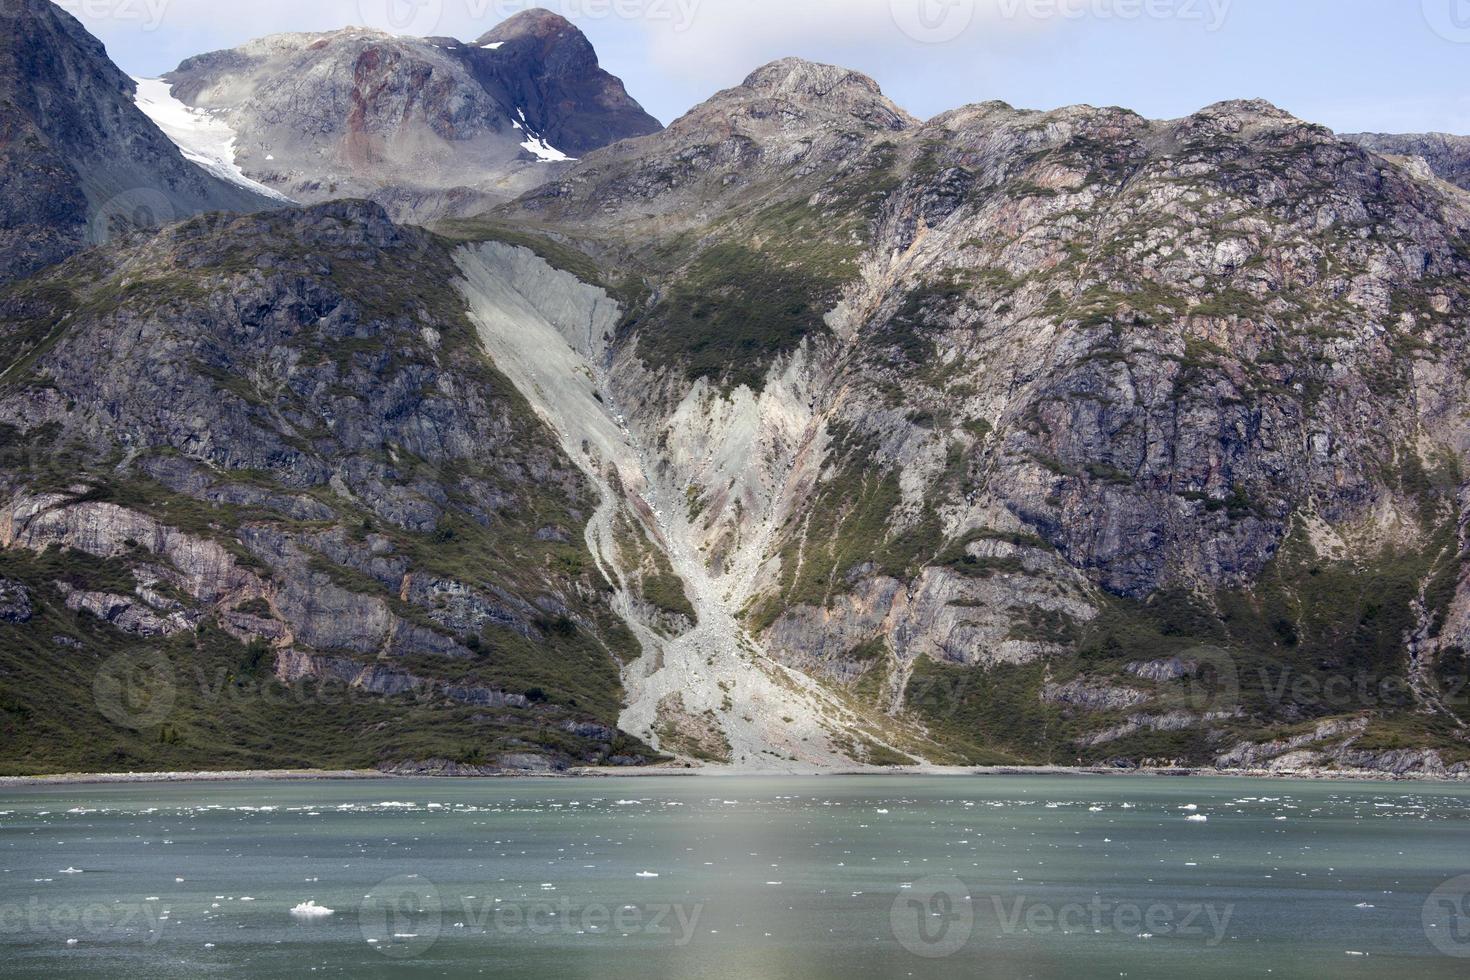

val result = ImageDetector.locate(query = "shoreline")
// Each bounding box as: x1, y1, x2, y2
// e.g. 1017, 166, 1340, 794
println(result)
1, 763, 1467, 788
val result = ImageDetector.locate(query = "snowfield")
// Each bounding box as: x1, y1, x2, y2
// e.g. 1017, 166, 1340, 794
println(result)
131, 78, 292, 202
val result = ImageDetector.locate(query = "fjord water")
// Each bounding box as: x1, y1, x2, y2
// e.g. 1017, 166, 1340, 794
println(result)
2, 776, 1468, 979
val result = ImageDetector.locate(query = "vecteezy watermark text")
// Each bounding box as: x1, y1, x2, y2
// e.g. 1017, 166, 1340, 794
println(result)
357, 876, 703, 958
891, 0, 1231, 44
356, 0, 702, 37
890, 876, 1233, 957
50, 0, 171, 31
0, 898, 168, 945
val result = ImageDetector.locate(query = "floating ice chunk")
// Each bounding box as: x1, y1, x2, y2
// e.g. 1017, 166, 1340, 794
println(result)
635, 871, 659, 878
1186, 814, 1209, 823
290, 901, 334, 918
59, 867, 83, 874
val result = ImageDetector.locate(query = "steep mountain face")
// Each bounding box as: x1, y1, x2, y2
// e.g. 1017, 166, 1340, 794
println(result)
1346, 132, 1470, 192
5, 25, 1470, 775
154, 11, 662, 223
0, 201, 653, 775
471, 9, 664, 158
0, 0, 275, 287
485, 63, 1470, 773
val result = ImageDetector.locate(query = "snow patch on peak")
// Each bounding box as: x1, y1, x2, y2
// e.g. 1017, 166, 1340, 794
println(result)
131, 78, 292, 202
520, 135, 573, 163
511, 107, 575, 163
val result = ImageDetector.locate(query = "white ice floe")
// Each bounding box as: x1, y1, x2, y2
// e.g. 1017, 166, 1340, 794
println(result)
59, 867, 83, 874
1186, 814, 1209, 823
289, 901, 334, 918
131, 78, 292, 201
635, 871, 659, 878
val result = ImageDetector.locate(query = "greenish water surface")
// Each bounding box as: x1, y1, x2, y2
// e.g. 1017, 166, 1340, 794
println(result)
2, 775, 1469, 978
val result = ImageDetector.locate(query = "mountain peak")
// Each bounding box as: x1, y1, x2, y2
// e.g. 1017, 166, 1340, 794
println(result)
739, 58, 885, 100
1189, 98, 1300, 126
477, 8, 582, 45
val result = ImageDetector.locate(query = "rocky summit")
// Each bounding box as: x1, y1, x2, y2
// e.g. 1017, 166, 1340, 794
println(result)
2, 6, 1470, 778
152, 10, 662, 223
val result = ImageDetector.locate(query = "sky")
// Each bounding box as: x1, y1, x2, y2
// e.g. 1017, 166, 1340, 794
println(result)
58, 0, 1470, 134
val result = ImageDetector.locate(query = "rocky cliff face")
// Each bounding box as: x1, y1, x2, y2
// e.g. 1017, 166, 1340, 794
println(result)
0, 200, 653, 774
156, 10, 662, 223
1346, 132, 1470, 191
0, 0, 275, 287
490, 63, 1470, 770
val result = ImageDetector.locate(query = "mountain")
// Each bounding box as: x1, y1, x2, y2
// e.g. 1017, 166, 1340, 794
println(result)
0, 201, 654, 774
1345, 132, 1470, 192
5, 34, 1470, 775
149, 10, 663, 223
0, 0, 277, 287
484, 64, 1470, 774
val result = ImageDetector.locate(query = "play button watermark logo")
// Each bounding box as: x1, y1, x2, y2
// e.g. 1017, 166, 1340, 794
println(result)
358, 0, 445, 36
1425, 875, 1470, 958
890, 0, 976, 43
1424, 0, 1470, 42
890, 876, 974, 958
360, 876, 444, 959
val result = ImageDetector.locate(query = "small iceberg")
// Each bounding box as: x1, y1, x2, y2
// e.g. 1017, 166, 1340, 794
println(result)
635, 871, 659, 878
290, 901, 334, 918
1186, 814, 1209, 823
59, 867, 83, 874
